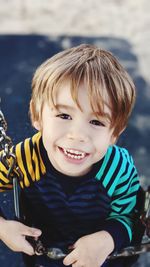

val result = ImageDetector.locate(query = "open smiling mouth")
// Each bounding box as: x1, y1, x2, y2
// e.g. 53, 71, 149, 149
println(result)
59, 147, 89, 160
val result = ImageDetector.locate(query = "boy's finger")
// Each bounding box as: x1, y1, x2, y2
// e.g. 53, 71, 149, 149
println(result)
63, 250, 77, 266
22, 240, 35, 256
22, 226, 42, 237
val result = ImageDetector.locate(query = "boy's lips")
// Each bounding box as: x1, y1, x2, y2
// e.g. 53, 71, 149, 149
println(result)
58, 147, 89, 160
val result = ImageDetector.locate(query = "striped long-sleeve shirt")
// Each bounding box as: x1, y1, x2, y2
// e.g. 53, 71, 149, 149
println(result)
0, 132, 140, 263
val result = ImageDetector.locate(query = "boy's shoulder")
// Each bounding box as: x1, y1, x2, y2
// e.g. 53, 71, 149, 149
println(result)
108, 144, 134, 165
15, 132, 46, 186
15, 131, 42, 151
96, 144, 138, 196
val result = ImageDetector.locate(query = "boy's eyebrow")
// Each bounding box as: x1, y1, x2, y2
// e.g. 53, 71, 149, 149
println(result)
94, 111, 111, 118
55, 104, 75, 111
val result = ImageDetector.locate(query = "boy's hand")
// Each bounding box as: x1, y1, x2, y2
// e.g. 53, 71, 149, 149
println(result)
0, 218, 42, 255
63, 231, 114, 267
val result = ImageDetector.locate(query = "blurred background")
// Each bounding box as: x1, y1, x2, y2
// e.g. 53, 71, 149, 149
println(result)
0, 0, 150, 266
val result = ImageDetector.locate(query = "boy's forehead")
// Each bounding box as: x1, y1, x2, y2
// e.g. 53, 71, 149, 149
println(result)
53, 82, 112, 119
55, 81, 75, 103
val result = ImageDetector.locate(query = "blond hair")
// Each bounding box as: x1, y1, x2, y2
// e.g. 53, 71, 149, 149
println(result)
30, 44, 136, 137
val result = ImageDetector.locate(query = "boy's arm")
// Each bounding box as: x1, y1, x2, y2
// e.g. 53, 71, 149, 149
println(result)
103, 165, 140, 251
0, 148, 42, 255
0, 132, 46, 192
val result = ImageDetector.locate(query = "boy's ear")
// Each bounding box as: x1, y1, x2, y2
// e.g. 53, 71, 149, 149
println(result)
29, 100, 41, 131
33, 120, 41, 131
110, 135, 117, 145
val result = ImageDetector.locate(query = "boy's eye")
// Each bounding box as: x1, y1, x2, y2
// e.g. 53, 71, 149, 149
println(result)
90, 120, 105, 127
56, 113, 72, 120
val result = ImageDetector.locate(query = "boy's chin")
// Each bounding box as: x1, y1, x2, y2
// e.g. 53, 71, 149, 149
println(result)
59, 166, 91, 177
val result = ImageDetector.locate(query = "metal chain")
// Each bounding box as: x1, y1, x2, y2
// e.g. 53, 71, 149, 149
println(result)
0, 110, 12, 153
0, 108, 23, 219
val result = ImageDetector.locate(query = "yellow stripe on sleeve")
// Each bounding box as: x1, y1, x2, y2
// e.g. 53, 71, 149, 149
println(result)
32, 149, 40, 181
33, 133, 46, 175
16, 143, 30, 187
24, 138, 35, 181
0, 149, 14, 189
0, 171, 10, 184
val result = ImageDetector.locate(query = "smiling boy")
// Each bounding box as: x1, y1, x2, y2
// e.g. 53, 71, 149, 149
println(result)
0, 44, 140, 267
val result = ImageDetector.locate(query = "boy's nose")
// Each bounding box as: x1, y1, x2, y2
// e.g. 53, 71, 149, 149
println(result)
67, 128, 89, 143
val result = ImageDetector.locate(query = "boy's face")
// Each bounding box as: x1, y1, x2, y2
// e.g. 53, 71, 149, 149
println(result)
34, 81, 116, 177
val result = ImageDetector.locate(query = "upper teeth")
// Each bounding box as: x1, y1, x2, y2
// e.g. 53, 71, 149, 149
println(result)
63, 148, 86, 159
